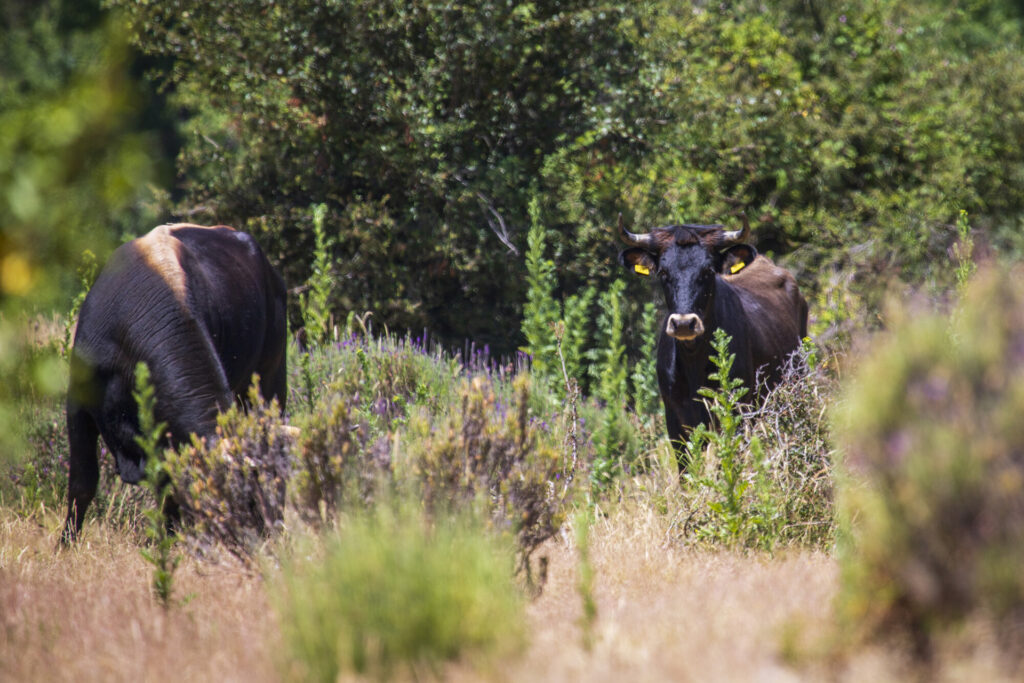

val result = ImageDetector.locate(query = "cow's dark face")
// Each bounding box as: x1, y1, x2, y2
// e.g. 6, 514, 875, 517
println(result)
657, 240, 718, 341
621, 231, 716, 341
618, 218, 755, 343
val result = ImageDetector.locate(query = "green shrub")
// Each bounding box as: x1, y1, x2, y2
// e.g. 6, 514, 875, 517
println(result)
521, 195, 561, 387
588, 278, 629, 406
275, 505, 525, 682
298, 203, 335, 347
683, 328, 760, 546
835, 265, 1024, 658
630, 300, 661, 417
588, 401, 643, 490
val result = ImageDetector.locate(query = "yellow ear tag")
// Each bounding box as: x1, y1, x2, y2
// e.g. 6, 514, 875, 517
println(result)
634, 263, 650, 276
729, 261, 746, 274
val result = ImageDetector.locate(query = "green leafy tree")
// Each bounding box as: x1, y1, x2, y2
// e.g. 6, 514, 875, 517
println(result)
109, 0, 648, 354
0, 1, 154, 465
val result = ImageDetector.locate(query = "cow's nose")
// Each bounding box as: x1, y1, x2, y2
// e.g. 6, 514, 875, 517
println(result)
666, 313, 704, 341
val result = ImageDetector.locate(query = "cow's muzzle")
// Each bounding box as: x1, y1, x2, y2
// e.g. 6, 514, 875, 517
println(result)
666, 313, 704, 341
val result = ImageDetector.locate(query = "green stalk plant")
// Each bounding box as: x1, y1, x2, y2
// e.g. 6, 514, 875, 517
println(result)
133, 362, 181, 609
301, 203, 335, 347
684, 329, 763, 546
522, 195, 560, 387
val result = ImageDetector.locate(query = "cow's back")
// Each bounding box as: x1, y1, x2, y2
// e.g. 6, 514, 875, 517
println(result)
168, 225, 288, 396
725, 255, 807, 384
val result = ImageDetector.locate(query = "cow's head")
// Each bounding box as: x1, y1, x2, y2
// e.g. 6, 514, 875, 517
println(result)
618, 215, 756, 342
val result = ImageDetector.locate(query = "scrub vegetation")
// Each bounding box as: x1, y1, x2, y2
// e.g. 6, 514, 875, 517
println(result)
5, 0, 1024, 680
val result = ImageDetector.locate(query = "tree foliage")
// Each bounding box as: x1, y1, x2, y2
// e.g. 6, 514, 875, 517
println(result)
0, 0, 156, 464
109, 0, 646, 352
9, 0, 1024, 386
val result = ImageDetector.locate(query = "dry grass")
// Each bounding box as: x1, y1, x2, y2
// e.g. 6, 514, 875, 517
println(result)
489, 502, 839, 683
1, 496, 1019, 682
0, 509, 280, 683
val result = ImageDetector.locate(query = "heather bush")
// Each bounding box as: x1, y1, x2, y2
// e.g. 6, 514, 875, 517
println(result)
165, 384, 292, 562
275, 504, 525, 682
400, 374, 577, 579
290, 317, 430, 423
744, 343, 835, 548
835, 265, 1024, 659
291, 394, 372, 525
326, 334, 460, 432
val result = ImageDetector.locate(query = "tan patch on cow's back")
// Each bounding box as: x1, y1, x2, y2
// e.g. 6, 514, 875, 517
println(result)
136, 224, 239, 306
135, 225, 191, 307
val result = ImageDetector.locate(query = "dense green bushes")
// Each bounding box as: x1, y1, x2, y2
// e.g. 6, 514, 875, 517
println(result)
108, 0, 646, 352
89, 0, 1024, 360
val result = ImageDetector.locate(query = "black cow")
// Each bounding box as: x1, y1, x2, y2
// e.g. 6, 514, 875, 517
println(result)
62, 224, 288, 543
618, 216, 807, 470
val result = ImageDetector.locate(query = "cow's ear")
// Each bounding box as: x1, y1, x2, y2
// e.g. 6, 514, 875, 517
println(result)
718, 244, 757, 275
619, 248, 657, 277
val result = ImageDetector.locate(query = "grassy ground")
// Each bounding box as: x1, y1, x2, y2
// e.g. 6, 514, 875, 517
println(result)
0, 510, 279, 683
2, 496, 1017, 682
5, 322, 1022, 681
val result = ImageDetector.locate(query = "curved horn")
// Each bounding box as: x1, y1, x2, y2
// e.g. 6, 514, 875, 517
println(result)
618, 213, 657, 250
719, 213, 751, 245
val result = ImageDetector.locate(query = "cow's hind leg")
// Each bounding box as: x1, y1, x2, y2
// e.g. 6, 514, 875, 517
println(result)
62, 406, 100, 544
258, 344, 288, 414
664, 408, 691, 474
160, 477, 181, 534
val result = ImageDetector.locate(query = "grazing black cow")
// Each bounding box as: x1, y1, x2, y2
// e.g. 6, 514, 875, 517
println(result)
62, 224, 288, 543
618, 215, 807, 470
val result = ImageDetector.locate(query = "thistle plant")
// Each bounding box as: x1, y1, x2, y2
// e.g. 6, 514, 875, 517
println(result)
301, 203, 335, 347
683, 328, 760, 545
